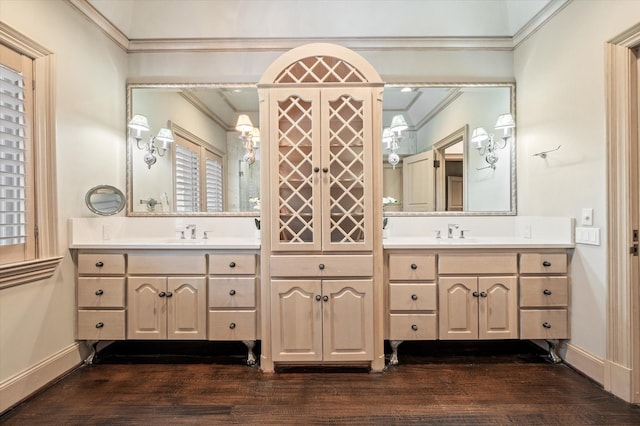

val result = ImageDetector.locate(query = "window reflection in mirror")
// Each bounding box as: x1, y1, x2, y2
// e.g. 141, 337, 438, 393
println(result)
382, 84, 515, 215
127, 84, 260, 215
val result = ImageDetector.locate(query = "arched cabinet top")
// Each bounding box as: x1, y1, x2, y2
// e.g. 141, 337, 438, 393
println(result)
258, 43, 383, 86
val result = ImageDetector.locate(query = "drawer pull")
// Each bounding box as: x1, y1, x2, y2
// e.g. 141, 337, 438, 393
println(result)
543, 289, 552, 295
315, 295, 322, 301
411, 294, 418, 301
95, 322, 104, 328
480, 291, 487, 298
542, 261, 552, 267
95, 289, 104, 296
165, 291, 173, 298
229, 322, 236, 329
473, 291, 480, 297
410, 263, 418, 270
229, 289, 236, 296
411, 324, 418, 331
543, 322, 552, 329
319, 263, 325, 270
95, 261, 104, 268
229, 261, 236, 268
323, 295, 329, 302
159, 291, 166, 297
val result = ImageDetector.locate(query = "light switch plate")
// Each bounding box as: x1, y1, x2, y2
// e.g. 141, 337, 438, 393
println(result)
576, 227, 600, 245
581, 208, 593, 226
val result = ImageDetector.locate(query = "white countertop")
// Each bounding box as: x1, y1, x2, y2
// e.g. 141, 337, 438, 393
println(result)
69, 237, 260, 250
383, 237, 574, 249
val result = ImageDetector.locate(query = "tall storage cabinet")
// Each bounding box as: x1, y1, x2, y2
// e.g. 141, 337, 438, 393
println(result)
259, 44, 384, 371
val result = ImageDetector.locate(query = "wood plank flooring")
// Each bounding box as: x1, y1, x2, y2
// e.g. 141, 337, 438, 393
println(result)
2, 341, 640, 425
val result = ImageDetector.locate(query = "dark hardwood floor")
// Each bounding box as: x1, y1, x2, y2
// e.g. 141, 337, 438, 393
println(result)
2, 341, 640, 425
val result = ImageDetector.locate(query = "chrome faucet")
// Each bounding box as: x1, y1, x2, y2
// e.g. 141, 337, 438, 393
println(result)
186, 224, 197, 239
447, 224, 459, 239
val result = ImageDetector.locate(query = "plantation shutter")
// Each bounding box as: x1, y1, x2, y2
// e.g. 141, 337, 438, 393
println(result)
175, 142, 201, 212
205, 151, 223, 212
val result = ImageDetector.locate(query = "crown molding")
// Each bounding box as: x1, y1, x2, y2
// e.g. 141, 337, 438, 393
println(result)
512, 0, 572, 49
65, 0, 129, 51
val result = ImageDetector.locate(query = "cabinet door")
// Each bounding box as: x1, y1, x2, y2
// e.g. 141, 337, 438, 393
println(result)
439, 277, 478, 340
271, 280, 323, 362
167, 277, 206, 340
321, 88, 372, 252
322, 279, 373, 361
270, 88, 322, 252
478, 276, 518, 339
127, 277, 166, 339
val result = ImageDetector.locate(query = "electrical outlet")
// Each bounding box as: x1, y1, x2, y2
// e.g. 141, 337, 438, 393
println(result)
102, 224, 111, 240
581, 208, 593, 226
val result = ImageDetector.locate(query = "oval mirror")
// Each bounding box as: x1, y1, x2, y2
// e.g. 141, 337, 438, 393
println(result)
85, 185, 126, 216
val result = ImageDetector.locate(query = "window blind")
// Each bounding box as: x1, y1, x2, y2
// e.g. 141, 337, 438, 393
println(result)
0, 64, 26, 247
175, 143, 201, 212
205, 155, 223, 212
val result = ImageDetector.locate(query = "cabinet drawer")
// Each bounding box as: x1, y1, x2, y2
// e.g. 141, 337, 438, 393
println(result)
389, 283, 437, 311
389, 313, 437, 340
209, 254, 256, 275
270, 255, 372, 278
128, 254, 206, 275
208, 310, 256, 340
77, 253, 125, 275
78, 277, 125, 308
439, 253, 517, 274
520, 277, 568, 308
77, 310, 125, 340
520, 309, 568, 339
388, 254, 436, 281
209, 277, 256, 308
520, 253, 567, 274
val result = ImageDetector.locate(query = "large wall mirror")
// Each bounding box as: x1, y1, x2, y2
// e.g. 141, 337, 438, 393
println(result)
127, 83, 515, 216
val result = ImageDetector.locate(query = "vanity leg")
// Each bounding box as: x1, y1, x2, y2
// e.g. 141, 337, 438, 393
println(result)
83, 340, 99, 365
242, 340, 257, 366
389, 340, 403, 366
546, 339, 562, 364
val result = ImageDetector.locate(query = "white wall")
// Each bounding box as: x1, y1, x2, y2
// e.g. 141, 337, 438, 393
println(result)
0, 0, 128, 411
514, 0, 640, 360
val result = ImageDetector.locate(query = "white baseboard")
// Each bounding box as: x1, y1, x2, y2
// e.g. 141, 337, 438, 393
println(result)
564, 342, 605, 385
0, 342, 85, 414
605, 359, 633, 402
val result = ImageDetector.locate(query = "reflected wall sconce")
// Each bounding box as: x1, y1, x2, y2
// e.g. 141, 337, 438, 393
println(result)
236, 114, 259, 166
128, 114, 174, 169
383, 114, 408, 169
471, 113, 515, 170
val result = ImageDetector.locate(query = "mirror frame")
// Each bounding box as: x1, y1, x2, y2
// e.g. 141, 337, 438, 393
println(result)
85, 184, 126, 216
126, 82, 260, 217
126, 82, 515, 217
383, 82, 516, 217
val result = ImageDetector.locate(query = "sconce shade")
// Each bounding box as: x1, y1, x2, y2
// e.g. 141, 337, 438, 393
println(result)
390, 114, 408, 133
495, 113, 515, 130
471, 127, 489, 145
155, 128, 174, 144
235, 114, 253, 133
250, 127, 261, 146
382, 128, 393, 146
128, 114, 150, 132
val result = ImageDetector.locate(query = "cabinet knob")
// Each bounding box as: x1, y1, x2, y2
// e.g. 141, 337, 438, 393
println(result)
159, 291, 166, 297
473, 291, 480, 297
95, 261, 104, 268
322, 167, 328, 173
229, 261, 236, 268
95, 322, 104, 328
411, 294, 418, 301
318, 263, 325, 270
95, 289, 104, 296
411, 324, 418, 331
323, 295, 329, 302
543, 289, 552, 295
410, 263, 418, 270
315, 295, 322, 301
229, 322, 236, 329
480, 291, 487, 298
229, 289, 236, 296
165, 291, 173, 298
543, 322, 552, 329
313, 166, 320, 173
542, 260, 552, 267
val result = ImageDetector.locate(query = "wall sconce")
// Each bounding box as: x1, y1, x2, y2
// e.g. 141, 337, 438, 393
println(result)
471, 113, 515, 170
383, 114, 408, 169
236, 114, 259, 166
128, 114, 174, 169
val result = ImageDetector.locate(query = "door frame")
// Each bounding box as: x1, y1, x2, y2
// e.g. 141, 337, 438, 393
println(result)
605, 23, 640, 403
